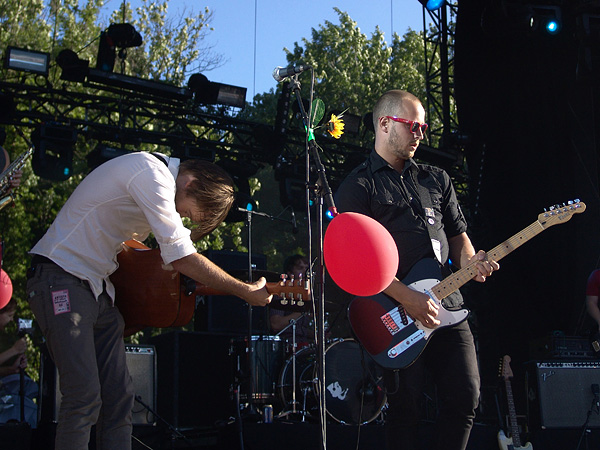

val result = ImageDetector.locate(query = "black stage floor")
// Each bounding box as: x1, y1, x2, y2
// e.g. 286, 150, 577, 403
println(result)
4, 419, 600, 450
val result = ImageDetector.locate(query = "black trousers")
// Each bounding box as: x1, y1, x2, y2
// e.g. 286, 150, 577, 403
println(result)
384, 320, 480, 450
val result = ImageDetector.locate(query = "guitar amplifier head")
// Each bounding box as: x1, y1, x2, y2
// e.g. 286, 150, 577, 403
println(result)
527, 361, 600, 429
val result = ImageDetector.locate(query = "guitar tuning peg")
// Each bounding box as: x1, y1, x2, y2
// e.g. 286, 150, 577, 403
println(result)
575, 198, 580, 203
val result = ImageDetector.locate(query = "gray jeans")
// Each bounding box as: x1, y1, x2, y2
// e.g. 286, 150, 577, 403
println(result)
27, 262, 134, 450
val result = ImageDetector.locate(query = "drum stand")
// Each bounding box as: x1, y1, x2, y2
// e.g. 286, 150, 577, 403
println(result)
237, 207, 295, 423
276, 313, 309, 421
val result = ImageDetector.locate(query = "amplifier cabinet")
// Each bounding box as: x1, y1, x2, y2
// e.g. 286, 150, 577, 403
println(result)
526, 361, 600, 429
40, 344, 157, 426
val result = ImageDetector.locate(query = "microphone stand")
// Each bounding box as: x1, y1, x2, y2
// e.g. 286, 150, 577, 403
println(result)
238, 207, 295, 422
288, 73, 337, 450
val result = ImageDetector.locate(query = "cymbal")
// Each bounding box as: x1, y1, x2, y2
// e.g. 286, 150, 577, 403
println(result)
229, 269, 282, 282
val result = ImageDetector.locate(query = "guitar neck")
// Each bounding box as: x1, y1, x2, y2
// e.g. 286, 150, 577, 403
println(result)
432, 219, 545, 301
504, 378, 522, 447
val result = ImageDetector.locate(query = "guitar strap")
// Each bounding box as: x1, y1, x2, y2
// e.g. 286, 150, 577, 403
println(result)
151, 153, 169, 167
410, 170, 445, 265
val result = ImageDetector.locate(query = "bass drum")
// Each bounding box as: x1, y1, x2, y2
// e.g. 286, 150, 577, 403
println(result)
278, 338, 386, 425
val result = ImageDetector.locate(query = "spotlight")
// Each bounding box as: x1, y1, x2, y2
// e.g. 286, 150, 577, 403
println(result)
4, 47, 49, 76
96, 23, 142, 73
545, 20, 560, 34
56, 49, 89, 82
531, 5, 562, 35
32, 123, 77, 181
418, 0, 445, 12
188, 74, 247, 108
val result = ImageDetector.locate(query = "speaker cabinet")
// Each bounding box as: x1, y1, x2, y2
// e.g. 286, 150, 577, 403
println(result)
195, 250, 270, 335
526, 361, 600, 429
149, 331, 233, 430
40, 344, 157, 426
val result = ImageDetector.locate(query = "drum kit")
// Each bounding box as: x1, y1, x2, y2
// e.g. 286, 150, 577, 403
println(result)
230, 333, 387, 425
229, 206, 387, 426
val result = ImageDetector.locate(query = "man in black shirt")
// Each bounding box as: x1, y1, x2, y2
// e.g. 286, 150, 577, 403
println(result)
335, 89, 499, 450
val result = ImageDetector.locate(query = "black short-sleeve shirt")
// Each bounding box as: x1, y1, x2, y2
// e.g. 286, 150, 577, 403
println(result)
334, 151, 468, 306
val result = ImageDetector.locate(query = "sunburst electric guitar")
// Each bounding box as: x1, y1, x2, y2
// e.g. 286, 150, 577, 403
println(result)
498, 355, 533, 450
348, 200, 586, 370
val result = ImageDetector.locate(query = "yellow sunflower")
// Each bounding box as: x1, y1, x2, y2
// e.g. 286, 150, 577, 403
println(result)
327, 114, 345, 139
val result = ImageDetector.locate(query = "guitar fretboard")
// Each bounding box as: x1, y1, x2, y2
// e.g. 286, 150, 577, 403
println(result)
432, 202, 584, 301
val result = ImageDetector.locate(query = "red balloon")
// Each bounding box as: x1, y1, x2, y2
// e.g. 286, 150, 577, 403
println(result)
0, 269, 12, 309
324, 212, 399, 296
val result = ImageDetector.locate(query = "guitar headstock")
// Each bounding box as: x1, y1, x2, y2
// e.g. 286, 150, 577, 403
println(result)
266, 274, 311, 311
499, 354, 513, 380
538, 199, 586, 229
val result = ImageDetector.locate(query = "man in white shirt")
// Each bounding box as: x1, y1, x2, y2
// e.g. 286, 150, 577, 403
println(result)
26, 152, 272, 450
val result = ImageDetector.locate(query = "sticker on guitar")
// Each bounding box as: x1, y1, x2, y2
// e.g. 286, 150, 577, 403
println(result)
348, 200, 586, 370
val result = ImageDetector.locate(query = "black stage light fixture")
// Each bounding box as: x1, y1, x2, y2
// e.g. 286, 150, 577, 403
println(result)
188, 74, 247, 108
4, 47, 50, 76
32, 124, 77, 181
56, 49, 90, 82
96, 23, 142, 73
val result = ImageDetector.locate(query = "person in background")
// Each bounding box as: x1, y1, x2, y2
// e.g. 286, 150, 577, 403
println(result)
335, 89, 499, 450
0, 297, 38, 427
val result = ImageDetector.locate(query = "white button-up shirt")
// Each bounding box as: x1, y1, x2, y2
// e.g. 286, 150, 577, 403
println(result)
30, 152, 197, 301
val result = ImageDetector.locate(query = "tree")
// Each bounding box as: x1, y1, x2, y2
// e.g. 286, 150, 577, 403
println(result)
240, 9, 430, 268
0, 0, 229, 378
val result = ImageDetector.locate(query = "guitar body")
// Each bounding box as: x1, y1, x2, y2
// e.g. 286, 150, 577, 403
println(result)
348, 258, 469, 370
348, 201, 586, 370
111, 241, 311, 337
111, 242, 195, 336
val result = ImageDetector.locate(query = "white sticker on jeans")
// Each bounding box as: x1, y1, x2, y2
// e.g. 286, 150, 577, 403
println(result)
52, 289, 71, 315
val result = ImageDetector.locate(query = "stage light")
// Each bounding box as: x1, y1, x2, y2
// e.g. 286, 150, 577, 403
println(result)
32, 123, 77, 181
418, 0, 445, 12
545, 19, 560, 34
188, 74, 247, 108
56, 49, 89, 82
4, 47, 49, 76
96, 23, 142, 73
530, 5, 562, 35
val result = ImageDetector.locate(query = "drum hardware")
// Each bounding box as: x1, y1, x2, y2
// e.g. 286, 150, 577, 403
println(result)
278, 339, 387, 425
275, 312, 310, 421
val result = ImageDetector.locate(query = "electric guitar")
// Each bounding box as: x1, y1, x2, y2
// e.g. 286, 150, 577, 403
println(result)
348, 200, 586, 370
111, 240, 310, 336
498, 355, 533, 450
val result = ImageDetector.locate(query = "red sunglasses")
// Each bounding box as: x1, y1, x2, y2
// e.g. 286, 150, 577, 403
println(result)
384, 116, 428, 134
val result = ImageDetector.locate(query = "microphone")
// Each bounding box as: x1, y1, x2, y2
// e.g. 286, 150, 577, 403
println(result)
291, 209, 298, 234
272, 64, 312, 82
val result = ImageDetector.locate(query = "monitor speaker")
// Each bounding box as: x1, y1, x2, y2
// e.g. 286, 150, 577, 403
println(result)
526, 361, 600, 428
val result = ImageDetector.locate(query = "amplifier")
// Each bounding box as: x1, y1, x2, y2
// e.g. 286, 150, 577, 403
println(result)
526, 361, 600, 429
40, 344, 156, 426
529, 335, 596, 360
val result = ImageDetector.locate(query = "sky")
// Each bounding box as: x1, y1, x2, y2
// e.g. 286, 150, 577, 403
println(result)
102, 0, 428, 102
